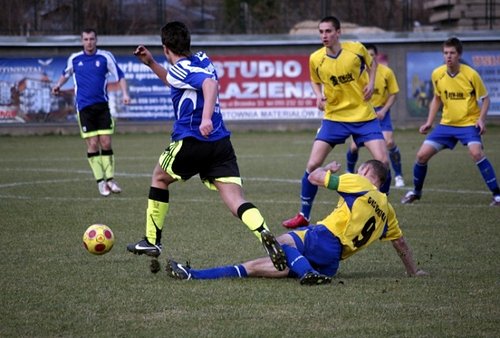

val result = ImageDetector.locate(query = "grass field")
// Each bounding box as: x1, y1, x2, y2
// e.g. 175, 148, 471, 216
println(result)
1, 128, 499, 337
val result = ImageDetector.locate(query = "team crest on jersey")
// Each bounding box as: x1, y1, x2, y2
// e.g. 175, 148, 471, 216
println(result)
95, 60, 101, 67
78, 61, 83, 66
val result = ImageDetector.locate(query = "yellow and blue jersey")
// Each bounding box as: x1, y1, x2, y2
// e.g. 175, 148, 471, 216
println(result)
318, 173, 402, 260
309, 41, 376, 122
370, 63, 399, 108
432, 64, 488, 127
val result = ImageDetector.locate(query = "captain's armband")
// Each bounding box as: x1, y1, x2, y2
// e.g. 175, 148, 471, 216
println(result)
324, 170, 339, 190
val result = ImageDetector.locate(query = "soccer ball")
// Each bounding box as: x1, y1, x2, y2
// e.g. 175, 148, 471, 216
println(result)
83, 224, 115, 255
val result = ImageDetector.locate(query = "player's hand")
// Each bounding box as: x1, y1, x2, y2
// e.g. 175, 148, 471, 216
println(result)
324, 161, 341, 173
316, 97, 326, 111
475, 119, 486, 135
419, 123, 432, 134
363, 85, 374, 101
122, 94, 131, 105
199, 118, 213, 138
376, 110, 386, 120
134, 45, 154, 66
51, 86, 60, 96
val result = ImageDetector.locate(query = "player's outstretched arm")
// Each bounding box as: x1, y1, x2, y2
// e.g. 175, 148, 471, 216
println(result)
308, 161, 342, 187
391, 237, 429, 277
134, 45, 169, 86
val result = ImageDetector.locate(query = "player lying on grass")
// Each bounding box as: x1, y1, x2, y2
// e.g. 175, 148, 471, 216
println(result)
166, 160, 429, 285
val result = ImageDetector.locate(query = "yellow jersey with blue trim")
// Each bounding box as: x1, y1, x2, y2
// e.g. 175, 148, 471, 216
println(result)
370, 63, 399, 108
309, 41, 376, 122
432, 64, 488, 127
318, 173, 403, 260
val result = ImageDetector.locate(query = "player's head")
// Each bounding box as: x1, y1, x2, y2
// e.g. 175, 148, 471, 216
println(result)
319, 16, 341, 47
364, 43, 378, 55
358, 160, 388, 188
161, 21, 191, 56
364, 43, 378, 60
443, 37, 463, 55
319, 16, 341, 31
442, 37, 462, 68
81, 28, 97, 54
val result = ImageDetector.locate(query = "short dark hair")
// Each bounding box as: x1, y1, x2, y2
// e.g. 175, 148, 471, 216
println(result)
364, 43, 378, 55
81, 28, 97, 38
161, 21, 191, 56
363, 159, 388, 187
319, 16, 341, 30
443, 37, 463, 55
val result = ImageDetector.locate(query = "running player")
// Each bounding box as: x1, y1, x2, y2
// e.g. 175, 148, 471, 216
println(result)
346, 43, 405, 188
126, 21, 286, 271
166, 160, 429, 285
401, 37, 500, 206
52, 28, 130, 196
282, 16, 391, 229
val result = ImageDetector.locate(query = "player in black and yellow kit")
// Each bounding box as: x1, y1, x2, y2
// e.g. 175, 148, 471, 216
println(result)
126, 22, 286, 271
401, 37, 500, 206
166, 160, 428, 285
282, 16, 391, 229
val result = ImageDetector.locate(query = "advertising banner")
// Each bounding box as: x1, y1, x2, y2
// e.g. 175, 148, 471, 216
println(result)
0, 54, 320, 124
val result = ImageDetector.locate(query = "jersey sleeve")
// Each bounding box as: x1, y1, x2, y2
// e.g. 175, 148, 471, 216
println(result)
431, 66, 444, 97
62, 53, 77, 78
380, 202, 403, 241
309, 48, 323, 84
99, 50, 122, 82
168, 60, 213, 90
338, 173, 375, 193
341, 41, 373, 68
386, 66, 400, 95
469, 68, 488, 100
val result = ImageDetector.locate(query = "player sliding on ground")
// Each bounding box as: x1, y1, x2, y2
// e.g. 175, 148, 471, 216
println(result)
166, 160, 429, 285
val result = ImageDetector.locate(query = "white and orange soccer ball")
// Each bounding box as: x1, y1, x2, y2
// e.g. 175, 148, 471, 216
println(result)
83, 224, 115, 255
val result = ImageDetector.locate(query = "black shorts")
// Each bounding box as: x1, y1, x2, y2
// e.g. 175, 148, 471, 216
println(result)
78, 102, 114, 138
159, 137, 241, 186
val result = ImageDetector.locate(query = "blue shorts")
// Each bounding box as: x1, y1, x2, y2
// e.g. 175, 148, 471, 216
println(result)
424, 124, 482, 150
316, 119, 384, 148
289, 224, 342, 277
376, 107, 394, 132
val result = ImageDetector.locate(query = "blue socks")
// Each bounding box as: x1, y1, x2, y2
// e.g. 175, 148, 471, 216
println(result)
413, 162, 428, 194
346, 149, 358, 173
380, 168, 392, 194
282, 244, 314, 278
190, 264, 248, 279
389, 146, 403, 177
476, 157, 500, 195
300, 171, 318, 220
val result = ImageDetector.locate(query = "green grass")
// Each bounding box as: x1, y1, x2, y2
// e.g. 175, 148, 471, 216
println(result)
0, 128, 499, 337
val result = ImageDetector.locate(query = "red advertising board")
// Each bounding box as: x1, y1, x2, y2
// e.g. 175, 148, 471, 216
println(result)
212, 54, 321, 120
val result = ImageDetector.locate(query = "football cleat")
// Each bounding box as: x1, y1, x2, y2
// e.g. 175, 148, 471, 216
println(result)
107, 179, 122, 193
394, 175, 405, 188
300, 271, 332, 286
490, 195, 500, 207
260, 229, 287, 271
126, 238, 162, 257
98, 180, 111, 197
165, 259, 192, 280
401, 191, 421, 204
282, 213, 309, 229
